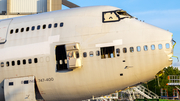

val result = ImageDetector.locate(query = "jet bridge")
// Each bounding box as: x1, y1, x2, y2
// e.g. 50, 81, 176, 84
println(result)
4, 76, 36, 101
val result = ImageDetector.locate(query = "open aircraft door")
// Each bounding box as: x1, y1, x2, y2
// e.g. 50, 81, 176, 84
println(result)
66, 43, 82, 69
55, 43, 82, 71
4, 76, 36, 101
0, 19, 13, 44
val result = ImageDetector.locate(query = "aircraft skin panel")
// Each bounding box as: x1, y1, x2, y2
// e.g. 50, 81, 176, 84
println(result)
0, 6, 173, 101
0, 19, 13, 44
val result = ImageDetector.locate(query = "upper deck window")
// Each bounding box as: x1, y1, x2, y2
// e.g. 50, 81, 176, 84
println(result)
54, 23, 58, 28
37, 25, 40, 30
32, 26, 35, 31
26, 27, 29, 31
43, 24, 46, 29
48, 24, 52, 28
60, 23, 64, 27
21, 28, 24, 32
15, 29, 19, 33
10, 29, 13, 34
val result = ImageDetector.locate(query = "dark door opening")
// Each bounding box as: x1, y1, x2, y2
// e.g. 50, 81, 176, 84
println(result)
55, 45, 67, 71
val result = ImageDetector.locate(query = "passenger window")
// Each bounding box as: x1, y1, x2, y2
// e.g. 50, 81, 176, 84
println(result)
28, 59, 32, 64
9, 82, 13, 86
76, 51, 79, 58
31, 26, 35, 31
43, 24, 46, 29
15, 29, 19, 33
116, 48, 120, 57
137, 46, 141, 52
48, 24, 52, 28
26, 27, 29, 31
37, 25, 40, 30
34, 58, 38, 63
54, 23, 58, 28
17, 60, 20, 65
1, 62, 4, 67
158, 44, 162, 49
151, 45, 155, 50
21, 28, 24, 32
89, 51, 93, 57
96, 50, 100, 56
101, 46, 115, 59
123, 48, 127, 53
10, 29, 13, 34
12, 61, 15, 66
144, 45, 148, 51
60, 22, 64, 27
83, 52, 87, 58
166, 43, 170, 49
130, 47, 134, 52
6, 62, 9, 67
23, 59, 26, 65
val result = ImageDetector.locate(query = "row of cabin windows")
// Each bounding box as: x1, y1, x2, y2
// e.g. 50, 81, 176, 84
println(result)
10, 22, 64, 34
0, 58, 38, 67
82, 43, 170, 58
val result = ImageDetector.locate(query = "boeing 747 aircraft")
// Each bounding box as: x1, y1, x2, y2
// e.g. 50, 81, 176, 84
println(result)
0, 5, 174, 101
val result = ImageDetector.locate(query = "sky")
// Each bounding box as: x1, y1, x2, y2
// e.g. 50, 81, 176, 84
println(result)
62, 0, 180, 68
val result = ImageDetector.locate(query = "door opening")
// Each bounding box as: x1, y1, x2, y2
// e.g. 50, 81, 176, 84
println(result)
55, 45, 67, 71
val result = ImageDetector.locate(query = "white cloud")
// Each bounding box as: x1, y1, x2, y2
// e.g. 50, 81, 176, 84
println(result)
173, 62, 180, 69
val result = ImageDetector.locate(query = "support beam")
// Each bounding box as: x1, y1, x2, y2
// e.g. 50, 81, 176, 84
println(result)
62, 0, 80, 8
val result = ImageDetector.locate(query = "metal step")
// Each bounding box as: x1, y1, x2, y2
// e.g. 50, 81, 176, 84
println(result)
132, 85, 159, 99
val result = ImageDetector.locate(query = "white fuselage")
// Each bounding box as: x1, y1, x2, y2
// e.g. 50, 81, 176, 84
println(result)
0, 6, 173, 101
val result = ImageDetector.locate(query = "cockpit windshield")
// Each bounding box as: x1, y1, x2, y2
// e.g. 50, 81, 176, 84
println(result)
116, 10, 133, 18
102, 10, 133, 23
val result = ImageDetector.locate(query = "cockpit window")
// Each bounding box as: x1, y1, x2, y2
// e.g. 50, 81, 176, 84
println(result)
116, 10, 133, 18
102, 11, 120, 23
102, 10, 133, 23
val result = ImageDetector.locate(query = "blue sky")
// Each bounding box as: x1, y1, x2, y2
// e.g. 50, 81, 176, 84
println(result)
62, 0, 180, 68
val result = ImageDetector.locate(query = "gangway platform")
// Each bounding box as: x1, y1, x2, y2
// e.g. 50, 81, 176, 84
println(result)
167, 75, 180, 86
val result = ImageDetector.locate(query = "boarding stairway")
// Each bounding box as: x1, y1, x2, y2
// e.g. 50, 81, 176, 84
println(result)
132, 85, 159, 99
84, 85, 159, 101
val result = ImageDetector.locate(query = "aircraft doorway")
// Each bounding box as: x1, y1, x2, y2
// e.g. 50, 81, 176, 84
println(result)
55, 45, 67, 71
